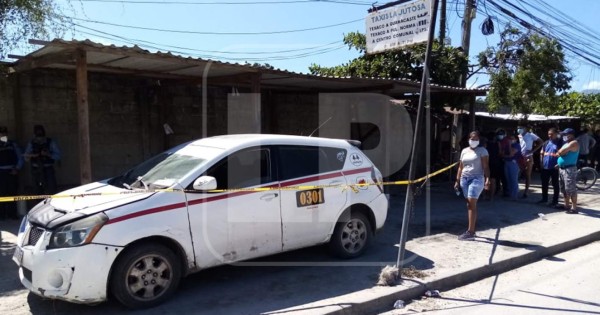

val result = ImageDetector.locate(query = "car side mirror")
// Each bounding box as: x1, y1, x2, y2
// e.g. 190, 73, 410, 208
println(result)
193, 176, 217, 191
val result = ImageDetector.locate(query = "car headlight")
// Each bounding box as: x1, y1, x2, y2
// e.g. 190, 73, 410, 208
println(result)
49, 213, 108, 249
19, 216, 28, 234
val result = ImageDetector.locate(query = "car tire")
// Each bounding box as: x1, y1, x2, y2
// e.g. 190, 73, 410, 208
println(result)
329, 212, 373, 258
110, 243, 181, 309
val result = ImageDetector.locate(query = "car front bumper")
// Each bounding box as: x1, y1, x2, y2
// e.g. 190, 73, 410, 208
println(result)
15, 228, 122, 304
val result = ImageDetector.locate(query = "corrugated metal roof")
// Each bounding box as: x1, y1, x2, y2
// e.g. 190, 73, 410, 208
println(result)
12, 38, 488, 95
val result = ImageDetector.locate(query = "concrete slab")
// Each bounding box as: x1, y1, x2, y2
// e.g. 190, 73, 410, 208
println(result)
270, 183, 600, 315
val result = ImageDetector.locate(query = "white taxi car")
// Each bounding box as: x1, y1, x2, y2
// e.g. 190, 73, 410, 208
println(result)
13, 134, 388, 308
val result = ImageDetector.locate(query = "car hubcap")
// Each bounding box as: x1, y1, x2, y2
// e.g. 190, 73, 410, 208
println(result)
341, 218, 367, 253
126, 255, 172, 301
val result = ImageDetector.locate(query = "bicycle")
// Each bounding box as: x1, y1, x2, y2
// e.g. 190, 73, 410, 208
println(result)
576, 159, 598, 191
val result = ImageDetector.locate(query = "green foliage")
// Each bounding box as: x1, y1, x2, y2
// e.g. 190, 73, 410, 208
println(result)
0, 0, 69, 59
478, 26, 571, 116
561, 92, 600, 126
309, 31, 468, 87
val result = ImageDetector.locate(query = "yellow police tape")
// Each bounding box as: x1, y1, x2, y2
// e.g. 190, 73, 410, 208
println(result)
0, 162, 458, 203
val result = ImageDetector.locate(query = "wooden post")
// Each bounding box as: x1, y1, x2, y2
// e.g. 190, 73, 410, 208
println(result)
250, 73, 262, 133
76, 49, 92, 184
468, 95, 476, 130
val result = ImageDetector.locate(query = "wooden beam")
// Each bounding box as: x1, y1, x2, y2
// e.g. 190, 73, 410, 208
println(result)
14, 51, 75, 72
76, 49, 92, 184
251, 73, 262, 133
7, 54, 25, 59
204, 73, 258, 85
28, 39, 51, 46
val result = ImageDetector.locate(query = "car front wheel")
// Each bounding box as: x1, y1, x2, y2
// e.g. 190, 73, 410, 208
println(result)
110, 243, 181, 309
329, 212, 373, 258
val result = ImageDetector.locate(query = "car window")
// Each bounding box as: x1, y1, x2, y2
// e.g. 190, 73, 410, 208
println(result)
278, 146, 347, 181
205, 148, 272, 190
109, 152, 207, 189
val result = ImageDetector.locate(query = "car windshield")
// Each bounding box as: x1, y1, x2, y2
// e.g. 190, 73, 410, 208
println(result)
108, 145, 222, 189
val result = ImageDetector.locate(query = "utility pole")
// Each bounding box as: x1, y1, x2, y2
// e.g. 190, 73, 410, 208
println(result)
461, 0, 476, 130
396, 0, 440, 271
439, 0, 446, 47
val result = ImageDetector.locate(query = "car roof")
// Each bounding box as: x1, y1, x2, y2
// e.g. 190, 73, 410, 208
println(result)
189, 134, 353, 151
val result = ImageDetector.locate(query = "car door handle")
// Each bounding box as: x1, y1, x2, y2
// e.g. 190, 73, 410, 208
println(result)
260, 193, 279, 201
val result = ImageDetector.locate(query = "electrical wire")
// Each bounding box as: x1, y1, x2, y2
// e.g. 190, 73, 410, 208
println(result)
485, 0, 600, 68
65, 15, 364, 35
72, 0, 373, 5
61, 20, 348, 62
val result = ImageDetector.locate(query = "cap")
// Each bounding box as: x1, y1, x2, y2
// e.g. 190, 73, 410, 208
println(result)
560, 128, 575, 135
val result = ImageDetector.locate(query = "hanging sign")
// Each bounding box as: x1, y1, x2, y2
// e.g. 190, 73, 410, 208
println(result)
366, 0, 432, 54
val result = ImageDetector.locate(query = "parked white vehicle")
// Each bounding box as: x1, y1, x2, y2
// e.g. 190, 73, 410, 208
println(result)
13, 134, 388, 308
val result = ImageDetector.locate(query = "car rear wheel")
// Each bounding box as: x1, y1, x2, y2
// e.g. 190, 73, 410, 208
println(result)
110, 243, 181, 309
329, 212, 373, 258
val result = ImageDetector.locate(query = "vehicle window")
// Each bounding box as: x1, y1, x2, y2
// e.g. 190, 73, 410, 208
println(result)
278, 146, 347, 181
205, 148, 272, 190
108, 152, 207, 189
350, 122, 381, 150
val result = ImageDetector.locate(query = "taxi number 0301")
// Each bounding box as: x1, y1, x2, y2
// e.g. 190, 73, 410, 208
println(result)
296, 188, 325, 207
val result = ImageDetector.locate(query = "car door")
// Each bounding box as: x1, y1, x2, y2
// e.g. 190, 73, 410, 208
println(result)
277, 145, 348, 251
186, 147, 282, 268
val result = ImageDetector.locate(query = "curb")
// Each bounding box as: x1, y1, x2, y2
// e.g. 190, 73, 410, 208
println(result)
324, 230, 600, 315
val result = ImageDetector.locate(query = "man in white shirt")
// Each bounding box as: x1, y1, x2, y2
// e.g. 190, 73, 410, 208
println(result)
518, 125, 543, 198
577, 128, 597, 166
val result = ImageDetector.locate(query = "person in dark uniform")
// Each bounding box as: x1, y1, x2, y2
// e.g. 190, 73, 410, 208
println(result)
538, 128, 563, 207
24, 125, 61, 195
0, 126, 24, 220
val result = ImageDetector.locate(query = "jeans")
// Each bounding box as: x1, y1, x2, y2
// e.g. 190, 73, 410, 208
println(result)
504, 160, 520, 199
0, 170, 18, 219
541, 168, 559, 204
31, 166, 57, 195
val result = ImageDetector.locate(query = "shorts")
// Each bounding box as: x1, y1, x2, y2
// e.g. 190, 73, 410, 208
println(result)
559, 166, 578, 195
460, 175, 485, 199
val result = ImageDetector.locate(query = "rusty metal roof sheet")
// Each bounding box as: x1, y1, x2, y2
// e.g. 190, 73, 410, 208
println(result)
11, 38, 488, 95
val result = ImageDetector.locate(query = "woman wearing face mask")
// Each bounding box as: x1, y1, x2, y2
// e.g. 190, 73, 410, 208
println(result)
501, 134, 522, 201
454, 131, 490, 241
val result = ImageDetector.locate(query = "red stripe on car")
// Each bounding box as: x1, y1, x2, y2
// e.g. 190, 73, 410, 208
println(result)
105, 168, 371, 224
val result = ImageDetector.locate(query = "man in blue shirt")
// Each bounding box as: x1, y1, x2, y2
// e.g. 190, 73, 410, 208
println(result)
0, 126, 24, 220
538, 128, 562, 206
24, 125, 61, 195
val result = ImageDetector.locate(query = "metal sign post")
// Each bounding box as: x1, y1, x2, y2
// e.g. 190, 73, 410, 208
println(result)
395, 0, 439, 270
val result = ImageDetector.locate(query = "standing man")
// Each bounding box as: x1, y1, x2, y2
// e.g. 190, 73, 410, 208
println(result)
538, 128, 562, 207
24, 125, 61, 195
576, 128, 596, 166
556, 128, 580, 214
518, 125, 543, 198
0, 126, 24, 220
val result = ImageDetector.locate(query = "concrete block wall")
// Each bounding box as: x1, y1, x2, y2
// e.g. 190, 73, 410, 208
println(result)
1, 68, 412, 190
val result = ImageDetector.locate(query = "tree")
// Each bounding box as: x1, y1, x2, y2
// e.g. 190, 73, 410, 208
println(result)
478, 26, 571, 116
309, 32, 468, 88
561, 92, 600, 126
0, 0, 68, 59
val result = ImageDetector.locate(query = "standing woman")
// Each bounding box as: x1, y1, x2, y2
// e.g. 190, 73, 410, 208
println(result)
455, 131, 490, 241
502, 134, 522, 200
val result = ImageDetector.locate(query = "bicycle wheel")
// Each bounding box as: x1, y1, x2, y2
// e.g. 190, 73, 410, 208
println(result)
576, 167, 598, 190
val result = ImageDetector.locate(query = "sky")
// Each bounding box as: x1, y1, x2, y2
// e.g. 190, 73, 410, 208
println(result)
11, 0, 600, 91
